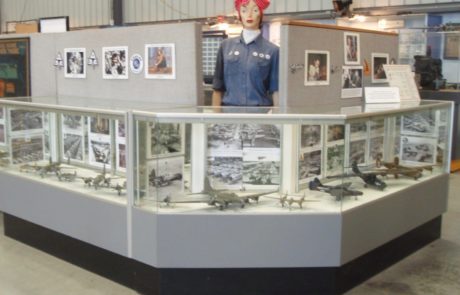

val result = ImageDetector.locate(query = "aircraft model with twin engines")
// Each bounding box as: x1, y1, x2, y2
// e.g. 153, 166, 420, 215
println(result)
376, 156, 433, 179
159, 177, 277, 210
328, 162, 387, 191
309, 177, 363, 201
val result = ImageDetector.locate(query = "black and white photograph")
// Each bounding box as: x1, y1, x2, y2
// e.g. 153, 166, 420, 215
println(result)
11, 135, 44, 164
10, 110, 43, 132
207, 156, 243, 188
63, 133, 83, 161
394, 136, 401, 156
118, 121, 126, 138
326, 145, 345, 176
147, 156, 183, 199
299, 150, 322, 181
370, 137, 384, 163
341, 66, 363, 98
207, 123, 242, 153
438, 109, 448, 124
145, 43, 176, 79
89, 139, 111, 165
90, 117, 110, 135
0, 124, 5, 144
0, 107, 4, 119
370, 118, 385, 136
243, 161, 280, 187
401, 136, 437, 164
350, 121, 367, 139
300, 125, 321, 148
372, 53, 389, 83
327, 125, 345, 142
349, 140, 367, 165
344, 32, 360, 65
305, 50, 330, 86
64, 48, 86, 78
118, 143, 126, 169
62, 114, 84, 133
402, 111, 436, 136
102, 46, 128, 79
150, 122, 182, 156
240, 124, 280, 148
438, 125, 447, 146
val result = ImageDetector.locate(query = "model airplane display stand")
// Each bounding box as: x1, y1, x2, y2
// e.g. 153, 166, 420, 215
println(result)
0, 97, 454, 295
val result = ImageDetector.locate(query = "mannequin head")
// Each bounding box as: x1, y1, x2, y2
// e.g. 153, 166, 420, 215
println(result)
235, 0, 270, 30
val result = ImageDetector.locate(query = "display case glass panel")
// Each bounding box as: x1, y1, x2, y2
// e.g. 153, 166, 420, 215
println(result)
132, 101, 453, 214
0, 96, 128, 204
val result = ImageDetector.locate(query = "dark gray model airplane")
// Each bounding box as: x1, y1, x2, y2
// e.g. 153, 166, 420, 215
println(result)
160, 177, 277, 210
328, 162, 387, 191
309, 177, 363, 201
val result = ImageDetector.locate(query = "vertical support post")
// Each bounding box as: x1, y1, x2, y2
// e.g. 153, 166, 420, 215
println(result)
191, 123, 206, 193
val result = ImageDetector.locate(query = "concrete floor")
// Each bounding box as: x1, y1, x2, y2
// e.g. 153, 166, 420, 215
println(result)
0, 173, 459, 295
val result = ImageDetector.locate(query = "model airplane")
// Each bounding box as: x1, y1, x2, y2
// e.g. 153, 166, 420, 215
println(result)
160, 177, 277, 210
378, 156, 433, 174
309, 178, 363, 201
328, 162, 387, 191
112, 181, 127, 196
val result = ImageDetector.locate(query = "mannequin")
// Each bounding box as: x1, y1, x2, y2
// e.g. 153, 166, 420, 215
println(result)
212, 0, 279, 106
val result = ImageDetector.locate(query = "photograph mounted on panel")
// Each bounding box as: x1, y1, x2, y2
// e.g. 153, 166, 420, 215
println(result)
341, 66, 363, 98
0, 38, 30, 97
369, 136, 384, 163
149, 122, 182, 157
299, 150, 322, 182
145, 44, 176, 79
89, 139, 111, 165
305, 50, 330, 86
62, 114, 84, 133
350, 121, 367, 140
372, 53, 389, 83
147, 156, 184, 199
300, 125, 322, 148
117, 143, 126, 169
207, 123, 242, 154
9, 109, 43, 132
102, 46, 128, 79
326, 144, 344, 177
327, 125, 345, 142
344, 32, 360, 65
0, 124, 5, 144
349, 139, 366, 165
402, 111, 436, 137
63, 133, 83, 161
207, 156, 243, 189
240, 124, 280, 148
11, 135, 44, 164
243, 161, 280, 188
64, 48, 86, 78
0, 107, 3, 119
401, 136, 437, 165
90, 117, 110, 135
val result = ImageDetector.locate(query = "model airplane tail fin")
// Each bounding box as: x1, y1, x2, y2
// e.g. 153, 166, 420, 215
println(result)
309, 178, 322, 190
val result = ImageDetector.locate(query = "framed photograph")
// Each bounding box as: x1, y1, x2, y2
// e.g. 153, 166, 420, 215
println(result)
349, 139, 367, 165
443, 34, 460, 59
341, 66, 363, 98
240, 124, 280, 148
145, 43, 176, 79
64, 48, 86, 78
326, 145, 344, 177
9, 109, 43, 132
207, 156, 243, 189
402, 111, 436, 136
299, 150, 322, 183
372, 53, 389, 83
401, 136, 437, 165
305, 50, 330, 86
149, 122, 183, 157
102, 46, 128, 79
63, 133, 83, 161
300, 125, 322, 149
89, 139, 111, 165
344, 32, 360, 65
11, 135, 44, 164
147, 156, 184, 199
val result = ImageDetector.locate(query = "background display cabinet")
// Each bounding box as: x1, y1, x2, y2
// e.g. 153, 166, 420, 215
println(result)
0, 96, 130, 256
131, 100, 453, 269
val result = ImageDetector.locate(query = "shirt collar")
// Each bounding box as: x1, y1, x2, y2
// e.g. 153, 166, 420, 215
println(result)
237, 32, 264, 45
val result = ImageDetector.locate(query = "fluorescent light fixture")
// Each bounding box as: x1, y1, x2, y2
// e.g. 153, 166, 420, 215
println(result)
39, 16, 69, 33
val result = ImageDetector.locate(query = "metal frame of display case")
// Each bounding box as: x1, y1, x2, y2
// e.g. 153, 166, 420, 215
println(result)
0, 98, 454, 294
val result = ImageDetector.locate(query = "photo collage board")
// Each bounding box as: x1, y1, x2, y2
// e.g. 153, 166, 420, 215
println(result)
62, 43, 176, 80
207, 123, 281, 190
146, 122, 185, 201
8, 109, 45, 165
400, 109, 448, 166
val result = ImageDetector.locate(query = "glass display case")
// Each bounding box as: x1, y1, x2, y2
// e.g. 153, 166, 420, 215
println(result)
0, 96, 129, 204
132, 100, 453, 214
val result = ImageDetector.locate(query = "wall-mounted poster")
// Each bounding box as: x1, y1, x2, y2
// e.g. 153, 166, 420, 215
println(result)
344, 32, 360, 65
341, 66, 363, 98
145, 44, 176, 79
102, 46, 128, 79
64, 48, 86, 78
372, 53, 389, 83
305, 50, 330, 86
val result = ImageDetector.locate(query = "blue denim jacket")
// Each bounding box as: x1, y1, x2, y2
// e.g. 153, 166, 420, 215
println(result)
212, 34, 279, 106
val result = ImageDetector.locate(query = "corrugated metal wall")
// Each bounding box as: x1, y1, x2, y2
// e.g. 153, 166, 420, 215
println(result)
352, 0, 458, 8
1, 0, 112, 30
123, 0, 334, 23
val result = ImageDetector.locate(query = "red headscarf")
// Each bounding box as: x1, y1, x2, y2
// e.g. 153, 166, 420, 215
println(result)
235, 0, 270, 26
